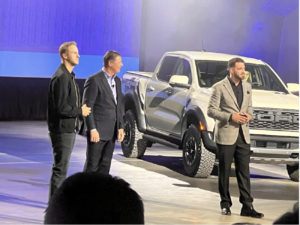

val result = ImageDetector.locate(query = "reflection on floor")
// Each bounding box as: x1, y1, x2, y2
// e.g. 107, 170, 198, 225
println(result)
0, 121, 298, 224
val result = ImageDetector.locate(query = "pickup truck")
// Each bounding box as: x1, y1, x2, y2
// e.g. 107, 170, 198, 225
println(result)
121, 51, 299, 181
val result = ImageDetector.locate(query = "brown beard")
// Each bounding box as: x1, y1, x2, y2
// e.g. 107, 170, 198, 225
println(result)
233, 71, 243, 81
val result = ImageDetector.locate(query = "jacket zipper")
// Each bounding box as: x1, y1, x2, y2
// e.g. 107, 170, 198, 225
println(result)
72, 76, 79, 129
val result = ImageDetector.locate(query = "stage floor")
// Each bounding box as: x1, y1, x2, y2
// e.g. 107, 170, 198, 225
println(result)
0, 121, 298, 224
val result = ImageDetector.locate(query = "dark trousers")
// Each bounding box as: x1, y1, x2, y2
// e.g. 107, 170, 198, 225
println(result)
83, 135, 116, 174
217, 133, 253, 209
49, 132, 76, 199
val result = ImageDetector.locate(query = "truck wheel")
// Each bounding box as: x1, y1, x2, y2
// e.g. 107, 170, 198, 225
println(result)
183, 124, 215, 178
121, 110, 147, 158
287, 162, 299, 182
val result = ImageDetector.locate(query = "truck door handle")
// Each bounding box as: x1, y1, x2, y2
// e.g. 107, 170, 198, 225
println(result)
148, 86, 155, 91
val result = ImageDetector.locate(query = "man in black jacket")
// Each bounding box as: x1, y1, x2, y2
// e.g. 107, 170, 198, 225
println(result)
82, 50, 124, 174
47, 41, 91, 199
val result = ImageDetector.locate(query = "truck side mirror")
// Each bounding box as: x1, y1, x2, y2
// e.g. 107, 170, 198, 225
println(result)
169, 75, 190, 89
287, 83, 299, 96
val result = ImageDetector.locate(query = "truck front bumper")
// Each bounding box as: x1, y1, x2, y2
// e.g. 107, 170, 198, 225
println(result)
250, 135, 299, 164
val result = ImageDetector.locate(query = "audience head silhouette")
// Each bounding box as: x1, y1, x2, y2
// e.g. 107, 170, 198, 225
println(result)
273, 201, 299, 224
45, 172, 144, 224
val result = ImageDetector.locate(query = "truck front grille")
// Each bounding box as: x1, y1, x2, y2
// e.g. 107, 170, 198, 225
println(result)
249, 108, 299, 131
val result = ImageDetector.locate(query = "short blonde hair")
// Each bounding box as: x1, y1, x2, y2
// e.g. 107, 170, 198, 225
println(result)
59, 41, 77, 59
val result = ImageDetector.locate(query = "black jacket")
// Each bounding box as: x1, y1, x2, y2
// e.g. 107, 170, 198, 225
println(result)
82, 71, 124, 140
47, 64, 82, 134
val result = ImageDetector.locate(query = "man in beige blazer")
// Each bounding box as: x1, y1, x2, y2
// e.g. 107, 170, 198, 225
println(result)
207, 58, 264, 218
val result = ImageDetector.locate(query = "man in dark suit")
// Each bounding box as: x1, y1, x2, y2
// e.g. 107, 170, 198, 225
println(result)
82, 50, 125, 174
207, 58, 264, 218
47, 41, 91, 199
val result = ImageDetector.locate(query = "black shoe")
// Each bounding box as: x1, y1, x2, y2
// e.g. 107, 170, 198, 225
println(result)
240, 206, 264, 218
221, 207, 231, 215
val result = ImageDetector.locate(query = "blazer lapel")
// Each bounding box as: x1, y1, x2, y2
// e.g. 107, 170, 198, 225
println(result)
223, 78, 239, 110
100, 72, 116, 104
241, 80, 247, 110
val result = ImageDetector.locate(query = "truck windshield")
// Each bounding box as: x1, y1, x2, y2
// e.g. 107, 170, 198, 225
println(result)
196, 60, 288, 93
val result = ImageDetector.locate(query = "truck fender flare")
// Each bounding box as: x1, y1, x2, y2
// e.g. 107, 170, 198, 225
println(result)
123, 90, 147, 132
181, 106, 207, 140
181, 106, 217, 154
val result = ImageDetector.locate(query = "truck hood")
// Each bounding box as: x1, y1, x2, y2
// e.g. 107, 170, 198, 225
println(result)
252, 90, 299, 110
200, 89, 299, 110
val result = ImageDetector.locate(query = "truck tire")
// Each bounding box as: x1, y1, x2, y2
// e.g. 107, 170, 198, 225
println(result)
121, 110, 147, 158
183, 124, 215, 178
287, 162, 299, 182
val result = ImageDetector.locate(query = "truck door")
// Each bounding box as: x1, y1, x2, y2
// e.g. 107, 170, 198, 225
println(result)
163, 57, 192, 135
145, 56, 179, 130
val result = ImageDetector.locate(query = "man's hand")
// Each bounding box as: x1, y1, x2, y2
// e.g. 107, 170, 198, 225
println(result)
117, 129, 124, 142
232, 112, 248, 125
81, 104, 91, 117
90, 130, 100, 143
240, 111, 252, 123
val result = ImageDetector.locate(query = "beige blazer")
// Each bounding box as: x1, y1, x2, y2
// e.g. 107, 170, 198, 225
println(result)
207, 77, 253, 145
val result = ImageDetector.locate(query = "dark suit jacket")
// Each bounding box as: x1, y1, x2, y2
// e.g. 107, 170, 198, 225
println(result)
82, 71, 124, 140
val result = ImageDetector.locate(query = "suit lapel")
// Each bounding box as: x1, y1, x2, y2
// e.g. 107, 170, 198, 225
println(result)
115, 78, 121, 102
100, 72, 116, 104
223, 78, 239, 110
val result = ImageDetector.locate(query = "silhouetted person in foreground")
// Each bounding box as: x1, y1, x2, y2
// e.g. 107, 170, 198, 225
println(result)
273, 201, 299, 224
45, 172, 144, 224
